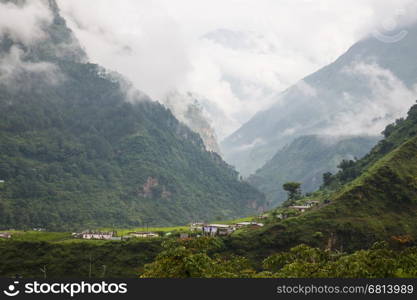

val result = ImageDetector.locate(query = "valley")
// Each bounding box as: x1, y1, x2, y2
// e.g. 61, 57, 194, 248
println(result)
1, 0, 417, 280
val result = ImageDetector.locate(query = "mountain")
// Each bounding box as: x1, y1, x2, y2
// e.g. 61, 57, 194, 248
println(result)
227, 103, 417, 257
162, 91, 221, 153
0, 0, 266, 230
221, 23, 417, 176
248, 135, 380, 206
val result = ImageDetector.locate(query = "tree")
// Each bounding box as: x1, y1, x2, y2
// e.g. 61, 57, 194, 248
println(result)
282, 182, 302, 206
337, 160, 355, 171
322, 172, 333, 187
382, 123, 396, 138
337, 160, 358, 182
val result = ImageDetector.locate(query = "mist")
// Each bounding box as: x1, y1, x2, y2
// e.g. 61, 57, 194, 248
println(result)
0, 0, 65, 93
0, 46, 62, 89
0, 0, 52, 45
53, 0, 417, 140
321, 62, 417, 136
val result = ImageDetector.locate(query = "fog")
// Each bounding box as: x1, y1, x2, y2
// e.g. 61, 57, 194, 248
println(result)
49, 0, 417, 139
0, 0, 52, 45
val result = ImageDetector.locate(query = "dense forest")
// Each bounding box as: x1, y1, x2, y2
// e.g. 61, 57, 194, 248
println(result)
248, 135, 379, 206
0, 0, 265, 230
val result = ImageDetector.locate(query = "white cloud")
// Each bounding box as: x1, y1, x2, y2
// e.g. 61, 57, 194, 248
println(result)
0, 46, 62, 90
56, 0, 191, 102
0, 0, 52, 45
321, 62, 417, 136
55, 0, 417, 139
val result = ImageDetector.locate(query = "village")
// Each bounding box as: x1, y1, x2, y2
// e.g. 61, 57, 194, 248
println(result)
68, 220, 266, 240
0, 199, 323, 242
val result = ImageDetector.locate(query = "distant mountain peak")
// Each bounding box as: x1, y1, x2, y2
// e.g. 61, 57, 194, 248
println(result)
221, 22, 417, 176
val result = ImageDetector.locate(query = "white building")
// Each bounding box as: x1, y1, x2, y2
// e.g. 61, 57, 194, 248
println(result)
190, 223, 204, 232
203, 224, 235, 236
235, 222, 264, 228
81, 231, 114, 240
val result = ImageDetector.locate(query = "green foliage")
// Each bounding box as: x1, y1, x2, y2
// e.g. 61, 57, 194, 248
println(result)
2, 236, 417, 278
260, 243, 417, 278
0, 239, 162, 278
139, 241, 417, 278
323, 103, 417, 189
249, 135, 378, 206
283, 182, 301, 199
282, 182, 302, 206
140, 237, 255, 278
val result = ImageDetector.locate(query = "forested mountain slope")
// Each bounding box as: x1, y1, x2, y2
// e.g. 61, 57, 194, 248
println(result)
0, 0, 265, 230
227, 104, 417, 258
248, 135, 379, 206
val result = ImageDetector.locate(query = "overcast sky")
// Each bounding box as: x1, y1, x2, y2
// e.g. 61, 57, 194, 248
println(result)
56, 0, 417, 139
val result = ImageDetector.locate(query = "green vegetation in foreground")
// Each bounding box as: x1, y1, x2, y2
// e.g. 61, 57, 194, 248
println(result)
140, 237, 417, 278
0, 238, 162, 278
1, 235, 416, 278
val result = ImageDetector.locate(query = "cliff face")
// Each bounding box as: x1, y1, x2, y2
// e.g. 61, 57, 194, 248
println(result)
163, 91, 221, 154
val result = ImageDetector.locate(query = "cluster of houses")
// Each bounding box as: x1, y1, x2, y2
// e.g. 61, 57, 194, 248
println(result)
72, 231, 118, 240
190, 221, 264, 237
72, 230, 160, 240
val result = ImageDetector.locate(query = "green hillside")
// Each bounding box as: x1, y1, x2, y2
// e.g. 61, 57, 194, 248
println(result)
0, 0, 265, 230
248, 135, 379, 206
227, 104, 417, 259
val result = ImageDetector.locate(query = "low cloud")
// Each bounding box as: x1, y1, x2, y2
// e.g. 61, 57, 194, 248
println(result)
0, 0, 53, 45
321, 62, 417, 136
55, 0, 417, 140
56, 0, 191, 102
0, 46, 63, 92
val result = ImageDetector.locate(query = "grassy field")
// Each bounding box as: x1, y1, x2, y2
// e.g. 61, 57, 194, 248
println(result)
101, 217, 260, 236
99, 226, 189, 236
2, 231, 73, 242
214, 216, 256, 225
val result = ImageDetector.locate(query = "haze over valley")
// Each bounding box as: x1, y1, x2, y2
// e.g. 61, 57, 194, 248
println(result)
1, 0, 417, 280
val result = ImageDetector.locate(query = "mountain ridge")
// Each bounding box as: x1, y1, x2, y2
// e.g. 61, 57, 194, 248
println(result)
0, 0, 266, 230
226, 103, 417, 258
221, 22, 417, 176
